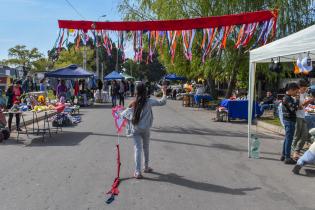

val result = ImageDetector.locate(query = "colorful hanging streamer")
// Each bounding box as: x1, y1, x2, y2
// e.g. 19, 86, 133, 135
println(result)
54, 9, 278, 63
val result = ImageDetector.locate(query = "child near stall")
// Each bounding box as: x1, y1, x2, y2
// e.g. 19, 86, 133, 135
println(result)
281, 82, 300, 164
292, 128, 315, 174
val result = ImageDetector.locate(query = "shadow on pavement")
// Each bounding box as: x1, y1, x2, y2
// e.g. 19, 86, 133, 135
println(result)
92, 132, 280, 156
83, 104, 113, 109
24, 131, 93, 146
144, 171, 261, 195
259, 157, 281, 162
151, 126, 282, 140
304, 169, 315, 177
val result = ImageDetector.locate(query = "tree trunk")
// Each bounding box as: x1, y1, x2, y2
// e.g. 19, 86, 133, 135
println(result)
206, 77, 217, 99
225, 66, 238, 98
225, 48, 242, 98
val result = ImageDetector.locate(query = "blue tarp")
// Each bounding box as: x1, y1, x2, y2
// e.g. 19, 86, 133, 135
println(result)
45, 64, 94, 78
220, 99, 263, 120
164, 74, 186, 81
104, 71, 124, 80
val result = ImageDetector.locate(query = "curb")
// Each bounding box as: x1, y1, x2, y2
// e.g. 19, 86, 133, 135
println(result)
257, 120, 285, 136
11, 112, 56, 131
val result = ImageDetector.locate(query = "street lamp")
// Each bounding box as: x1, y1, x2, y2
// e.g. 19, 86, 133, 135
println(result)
93, 14, 107, 82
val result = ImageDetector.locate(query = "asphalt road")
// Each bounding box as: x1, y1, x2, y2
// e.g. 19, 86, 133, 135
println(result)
0, 100, 314, 210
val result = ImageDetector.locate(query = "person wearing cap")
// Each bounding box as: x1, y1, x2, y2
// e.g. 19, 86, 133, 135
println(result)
6, 80, 23, 131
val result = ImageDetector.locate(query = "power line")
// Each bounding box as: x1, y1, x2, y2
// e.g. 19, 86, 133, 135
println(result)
64, 0, 86, 20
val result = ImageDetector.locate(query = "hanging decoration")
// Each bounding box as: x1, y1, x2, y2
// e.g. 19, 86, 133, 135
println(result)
105, 105, 127, 204
55, 9, 278, 63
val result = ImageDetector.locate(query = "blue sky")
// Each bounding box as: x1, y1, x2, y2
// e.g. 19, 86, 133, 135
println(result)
0, 0, 123, 60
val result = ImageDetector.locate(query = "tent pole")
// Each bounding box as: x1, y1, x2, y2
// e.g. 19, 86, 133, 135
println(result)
248, 61, 256, 158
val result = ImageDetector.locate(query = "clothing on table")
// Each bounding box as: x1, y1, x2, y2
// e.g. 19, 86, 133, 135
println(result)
74, 81, 79, 96
39, 83, 46, 92
66, 80, 73, 90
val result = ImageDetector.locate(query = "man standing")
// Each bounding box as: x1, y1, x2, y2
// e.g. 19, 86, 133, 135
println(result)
22, 75, 34, 93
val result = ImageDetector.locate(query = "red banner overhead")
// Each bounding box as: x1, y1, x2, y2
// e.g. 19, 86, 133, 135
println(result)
58, 10, 277, 31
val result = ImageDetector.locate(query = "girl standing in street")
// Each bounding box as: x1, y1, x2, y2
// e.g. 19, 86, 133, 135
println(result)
129, 83, 167, 179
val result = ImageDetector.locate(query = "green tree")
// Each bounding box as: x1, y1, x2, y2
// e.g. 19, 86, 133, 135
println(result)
53, 45, 95, 70
123, 52, 166, 81
5, 45, 44, 71
118, 0, 315, 97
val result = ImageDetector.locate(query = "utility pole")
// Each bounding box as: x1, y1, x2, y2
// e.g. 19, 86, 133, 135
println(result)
91, 22, 100, 80
83, 45, 87, 70
116, 48, 119, 72
101, 62, 104, 82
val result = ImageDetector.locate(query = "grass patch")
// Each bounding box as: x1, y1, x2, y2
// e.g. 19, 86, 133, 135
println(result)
260, 117, 282, 127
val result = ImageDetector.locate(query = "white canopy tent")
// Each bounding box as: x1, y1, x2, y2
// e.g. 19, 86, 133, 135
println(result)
248, 24, 315, 157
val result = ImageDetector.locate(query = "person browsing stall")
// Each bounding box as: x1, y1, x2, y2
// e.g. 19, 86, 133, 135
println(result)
281, 83, 300, 164
6, 80, 23, 131
292, 79, 314, 160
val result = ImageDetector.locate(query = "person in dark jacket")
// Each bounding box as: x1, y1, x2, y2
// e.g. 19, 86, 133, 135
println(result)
281, 82, 300, 164
260, 91, 275, 112
111, 80, 119, 107
6, 80, 23, 131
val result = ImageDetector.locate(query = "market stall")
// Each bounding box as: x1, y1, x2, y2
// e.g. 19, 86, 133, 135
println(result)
45, 64, 96, 106
104, 71, 125, 81
164, 74, 186, 81
220, 99, 262, 121
248, 24, 315, 157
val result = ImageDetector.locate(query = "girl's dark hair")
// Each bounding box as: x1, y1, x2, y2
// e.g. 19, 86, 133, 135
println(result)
285, 82, 299, 91
132, 83, 147, 125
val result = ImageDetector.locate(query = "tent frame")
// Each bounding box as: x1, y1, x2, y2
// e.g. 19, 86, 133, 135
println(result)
248, 24, 315, 158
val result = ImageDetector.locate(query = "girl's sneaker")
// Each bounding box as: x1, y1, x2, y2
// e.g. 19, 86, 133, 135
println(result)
134, 172, 143, 179
143, 167, 153, 173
